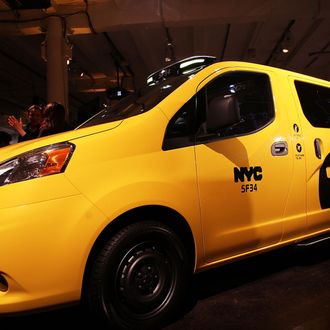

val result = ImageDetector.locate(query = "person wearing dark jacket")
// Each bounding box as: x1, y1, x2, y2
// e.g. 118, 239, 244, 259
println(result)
8, 104, 44, 142
38, 102, 71, 137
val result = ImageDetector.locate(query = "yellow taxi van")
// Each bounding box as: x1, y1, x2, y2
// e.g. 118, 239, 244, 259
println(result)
0, 56, 329, 329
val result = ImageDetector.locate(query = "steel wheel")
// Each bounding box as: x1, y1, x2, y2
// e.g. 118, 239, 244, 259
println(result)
86, 221, 190, 329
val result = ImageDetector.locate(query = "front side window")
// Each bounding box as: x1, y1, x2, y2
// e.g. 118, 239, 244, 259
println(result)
163, 71, 274, 150
199, 71, 275, 138
295, 81, 330, 128
163, 93, 204, 150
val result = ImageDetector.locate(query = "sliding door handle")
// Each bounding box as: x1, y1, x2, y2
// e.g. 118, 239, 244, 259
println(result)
314, 138, 322, 159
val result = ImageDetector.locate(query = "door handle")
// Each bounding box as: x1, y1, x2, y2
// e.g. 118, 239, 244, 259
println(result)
271, 141, 288, 156
314, 138, 322, 159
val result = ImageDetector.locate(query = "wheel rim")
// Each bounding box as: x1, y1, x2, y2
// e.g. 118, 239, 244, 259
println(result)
105, 239, 179, 320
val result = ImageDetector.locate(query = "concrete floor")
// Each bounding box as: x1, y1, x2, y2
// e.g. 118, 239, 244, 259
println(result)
1, 241, 329, 330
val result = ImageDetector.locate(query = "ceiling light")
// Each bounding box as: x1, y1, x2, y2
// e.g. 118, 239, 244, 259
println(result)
282, 48, 289, 53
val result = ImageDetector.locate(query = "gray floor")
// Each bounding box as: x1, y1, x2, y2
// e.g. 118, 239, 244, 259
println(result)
1, 241, 329, 329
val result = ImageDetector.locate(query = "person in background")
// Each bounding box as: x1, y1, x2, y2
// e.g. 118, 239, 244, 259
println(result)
8, 104, 44, 142
0, 131, 11, 147
38, 102, 71, 137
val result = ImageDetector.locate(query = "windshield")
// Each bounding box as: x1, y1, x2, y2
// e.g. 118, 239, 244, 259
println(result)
79, 75, 188, 128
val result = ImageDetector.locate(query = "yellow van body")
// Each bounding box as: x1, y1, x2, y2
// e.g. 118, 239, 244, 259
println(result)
0, 58, 329, 328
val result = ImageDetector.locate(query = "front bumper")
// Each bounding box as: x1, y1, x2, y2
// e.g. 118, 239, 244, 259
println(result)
0, 177, 106, 313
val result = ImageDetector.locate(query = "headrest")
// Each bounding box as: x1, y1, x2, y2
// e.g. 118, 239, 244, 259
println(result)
206, 95, 240, 133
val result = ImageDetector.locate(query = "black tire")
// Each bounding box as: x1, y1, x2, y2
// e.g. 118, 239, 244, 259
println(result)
86, 220, 191, 329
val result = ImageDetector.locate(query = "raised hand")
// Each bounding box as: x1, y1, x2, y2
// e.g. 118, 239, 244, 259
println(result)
8, 116, 26, 137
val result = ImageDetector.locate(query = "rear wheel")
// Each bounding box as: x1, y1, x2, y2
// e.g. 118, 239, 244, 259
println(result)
86, 221, 191, 329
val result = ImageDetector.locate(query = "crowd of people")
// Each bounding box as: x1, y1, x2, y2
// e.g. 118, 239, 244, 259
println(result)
0, 102, 72, 148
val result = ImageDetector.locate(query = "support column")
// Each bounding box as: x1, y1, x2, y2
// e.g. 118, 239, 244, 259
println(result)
46, 16, 69, 118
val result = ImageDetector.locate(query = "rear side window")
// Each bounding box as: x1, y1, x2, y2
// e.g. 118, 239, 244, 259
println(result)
295, 81, 330, 128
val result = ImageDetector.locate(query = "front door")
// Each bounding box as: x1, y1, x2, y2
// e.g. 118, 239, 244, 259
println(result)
195, 69, 294, 263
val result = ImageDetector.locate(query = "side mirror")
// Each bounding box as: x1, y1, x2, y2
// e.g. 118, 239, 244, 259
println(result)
206, 95, 241, 133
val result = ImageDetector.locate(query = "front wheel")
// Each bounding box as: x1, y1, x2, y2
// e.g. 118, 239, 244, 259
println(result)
86, 221, 191, 329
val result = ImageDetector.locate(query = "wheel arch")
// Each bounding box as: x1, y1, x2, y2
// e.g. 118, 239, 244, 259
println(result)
81, 205, 196, 297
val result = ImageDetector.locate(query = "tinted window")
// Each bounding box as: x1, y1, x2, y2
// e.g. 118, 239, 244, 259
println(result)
163, 71, 274, 150
163, 92, 205, 150
79, 75, 188, 128
200, 71, 274, 138
295, 81, 330, 128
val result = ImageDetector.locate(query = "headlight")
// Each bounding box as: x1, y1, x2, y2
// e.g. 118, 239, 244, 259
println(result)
0, 142, 75, 186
